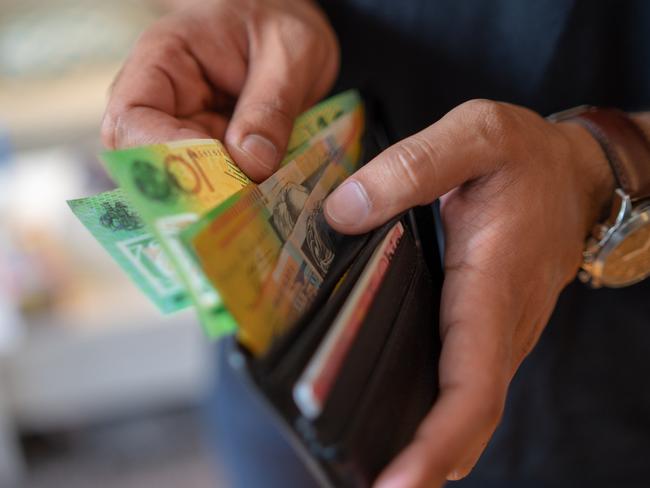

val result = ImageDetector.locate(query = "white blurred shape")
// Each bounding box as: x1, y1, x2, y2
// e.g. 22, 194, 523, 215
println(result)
5, 146, 84, 230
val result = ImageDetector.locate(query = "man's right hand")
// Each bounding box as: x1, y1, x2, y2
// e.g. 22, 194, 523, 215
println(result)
102, 0, 339, 181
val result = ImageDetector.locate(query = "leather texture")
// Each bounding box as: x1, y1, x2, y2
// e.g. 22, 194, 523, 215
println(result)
572, 108, 650, 200
223, 96, 444, 488
247, 211, 442, 488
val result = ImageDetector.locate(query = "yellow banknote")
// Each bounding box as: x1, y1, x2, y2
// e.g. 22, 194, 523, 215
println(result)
191, 104, 365, 355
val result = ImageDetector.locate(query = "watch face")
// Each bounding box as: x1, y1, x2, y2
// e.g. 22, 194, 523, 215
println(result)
600, 209, 650, 287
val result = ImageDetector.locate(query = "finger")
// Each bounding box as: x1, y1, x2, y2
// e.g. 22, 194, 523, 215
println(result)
324, 100, 511, 234
102, 21, 241, 149
102, 106, 228, 149
225, 20, 337, 181
375, 267, 516, 488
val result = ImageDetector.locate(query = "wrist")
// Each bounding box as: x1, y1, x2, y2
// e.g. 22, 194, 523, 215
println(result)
556, 121, 616, 233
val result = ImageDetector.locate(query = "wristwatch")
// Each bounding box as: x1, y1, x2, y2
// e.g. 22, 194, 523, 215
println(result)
548, 106, 650, 288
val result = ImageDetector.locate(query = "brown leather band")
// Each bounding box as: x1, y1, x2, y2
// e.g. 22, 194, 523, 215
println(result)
570, 108, 650, 201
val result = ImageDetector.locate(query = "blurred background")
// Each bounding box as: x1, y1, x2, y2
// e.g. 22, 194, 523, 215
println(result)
0, 0, 221, 486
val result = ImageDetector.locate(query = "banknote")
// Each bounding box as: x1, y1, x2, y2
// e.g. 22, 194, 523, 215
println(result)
102, 139, 250, 336
188, 100, 365, 355
68, 188, 189, 313
259, 124, 364, 342
68, 91, 363, 339
285, 89, 362, 160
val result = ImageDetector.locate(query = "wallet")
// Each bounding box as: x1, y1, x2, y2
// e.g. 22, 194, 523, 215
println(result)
223, 99, 444, 487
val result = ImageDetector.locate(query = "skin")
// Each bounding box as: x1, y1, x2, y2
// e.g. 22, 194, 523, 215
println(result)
103, 1, 650, 486
102, 0, 339, 181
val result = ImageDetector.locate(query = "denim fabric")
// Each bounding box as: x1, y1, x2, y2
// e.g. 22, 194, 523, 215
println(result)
206, 340, 319, 488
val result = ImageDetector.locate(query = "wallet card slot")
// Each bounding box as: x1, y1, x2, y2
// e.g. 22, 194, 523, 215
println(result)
307, 236, 440, 485
252, 217, 404, 406
310, 229, 418, 442
341, 263, 438, 483
251, 232, 370, 376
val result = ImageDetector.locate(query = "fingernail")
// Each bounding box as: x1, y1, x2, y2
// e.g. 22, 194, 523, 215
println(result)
326, 180, 370, 227
240, 134, 277, 171
375, 472, 410, 488
447, 469, 467, 481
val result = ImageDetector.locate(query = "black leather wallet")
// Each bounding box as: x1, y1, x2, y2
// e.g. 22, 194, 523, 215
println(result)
224, 101, 444, 487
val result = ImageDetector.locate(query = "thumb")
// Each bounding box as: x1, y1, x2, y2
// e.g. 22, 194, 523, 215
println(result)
324, 102, 497, 234
225, 21, 336, 182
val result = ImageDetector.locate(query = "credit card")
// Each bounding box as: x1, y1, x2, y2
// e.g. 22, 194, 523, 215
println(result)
293, 222, 405, 419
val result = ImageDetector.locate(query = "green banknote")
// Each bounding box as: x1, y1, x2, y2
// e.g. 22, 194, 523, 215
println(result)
102, 139, 249, 337
69, 90, 364, 340
68, 189, 188, 313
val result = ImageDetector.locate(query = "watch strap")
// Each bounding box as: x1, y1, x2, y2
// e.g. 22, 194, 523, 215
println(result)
569, 108, 650, 201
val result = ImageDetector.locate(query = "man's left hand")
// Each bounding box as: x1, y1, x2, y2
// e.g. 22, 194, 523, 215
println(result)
324, 100, 614, 487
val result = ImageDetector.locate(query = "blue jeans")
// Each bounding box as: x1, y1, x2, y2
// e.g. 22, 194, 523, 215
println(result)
206, 340, 319, 488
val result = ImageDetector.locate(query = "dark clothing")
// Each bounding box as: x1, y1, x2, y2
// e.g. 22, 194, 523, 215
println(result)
323, 0, 650, 137
212, 2, 650, 487
320, 0, 650, 485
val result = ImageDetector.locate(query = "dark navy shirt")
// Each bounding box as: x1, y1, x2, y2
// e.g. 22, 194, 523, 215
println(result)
319, 0, 650, 485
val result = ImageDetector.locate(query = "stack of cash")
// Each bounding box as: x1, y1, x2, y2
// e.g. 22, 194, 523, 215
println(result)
69, 91, 365, 355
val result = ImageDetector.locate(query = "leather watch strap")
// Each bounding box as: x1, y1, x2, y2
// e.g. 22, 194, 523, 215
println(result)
569, 107, 650, 201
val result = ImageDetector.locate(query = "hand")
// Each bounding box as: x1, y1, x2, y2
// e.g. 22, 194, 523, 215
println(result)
324, 100, 615, 487
102, 0, 338, 181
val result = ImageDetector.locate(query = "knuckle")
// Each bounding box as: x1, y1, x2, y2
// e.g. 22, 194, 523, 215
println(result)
236, 97, 294, 138
150, 37, 186, 66
255, 1, 331, 59
276, 15, 323, 62
244, 98, 293, 124
136, 22, 168, 49
285, 15, 318, 42
460, 99, 519, 149
387, 136, 438, 203
135, 21, 188, 64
